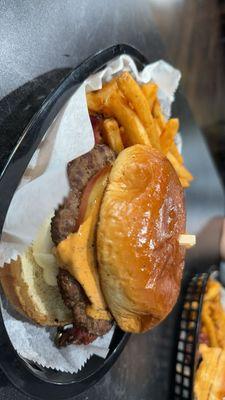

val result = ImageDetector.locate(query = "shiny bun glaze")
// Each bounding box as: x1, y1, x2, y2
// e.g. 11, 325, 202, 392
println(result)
97, 144, 186, 333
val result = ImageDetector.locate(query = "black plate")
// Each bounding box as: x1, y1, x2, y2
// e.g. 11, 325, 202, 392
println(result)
0, 44, 153, 400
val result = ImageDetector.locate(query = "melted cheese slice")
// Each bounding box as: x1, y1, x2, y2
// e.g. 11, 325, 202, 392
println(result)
57, 167, 111, 321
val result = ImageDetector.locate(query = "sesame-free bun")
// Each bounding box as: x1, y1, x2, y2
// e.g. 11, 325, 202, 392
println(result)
0, 247, 73, 326
97, 144, 186, 333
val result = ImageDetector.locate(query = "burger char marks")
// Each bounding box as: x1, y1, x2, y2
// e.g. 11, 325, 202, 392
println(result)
56, 326, 98, 347
67, 143, 115, 190
51, 144, 115, 245
57, 269, 112, 337
52, 143, 115, 346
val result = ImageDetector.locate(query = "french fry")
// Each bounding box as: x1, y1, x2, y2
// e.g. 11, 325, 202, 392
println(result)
119, 126, 129, 147
214, 301, 225, 348
86, 80, 117, 115
87, 72, 194, 190
202, 304, 218, 347
102, 118, 124, 154
204, 281, 221, 301
160, 118, 179, 155
167, 152, 193, 182
116, 72, 160, 149
153, 99, 166, 131
201, 280, 225, 349
143, 90, 166, 136
179, 177, 190, 188
155, 121, 162, 138
107, 91, 151, 146
141, 82, 158, 110
170, 142, 183, 164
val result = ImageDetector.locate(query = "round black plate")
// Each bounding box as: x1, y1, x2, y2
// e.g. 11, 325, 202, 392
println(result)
0, 309, 129, 399
0, 44, 148, 399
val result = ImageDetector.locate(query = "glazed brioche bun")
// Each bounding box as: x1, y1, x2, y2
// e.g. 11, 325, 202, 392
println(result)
0, 247, 73, 326
194, 345, 225, 400
97, 144, 186, 333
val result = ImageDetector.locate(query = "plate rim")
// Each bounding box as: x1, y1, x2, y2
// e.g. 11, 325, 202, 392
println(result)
0, 43, 148, 399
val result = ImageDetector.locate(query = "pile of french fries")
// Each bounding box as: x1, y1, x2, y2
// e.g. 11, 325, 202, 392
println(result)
201, 279, 225, 349
87, 72, 193, 188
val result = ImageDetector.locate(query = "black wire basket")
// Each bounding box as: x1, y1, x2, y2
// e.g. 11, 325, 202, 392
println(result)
171, 267, 217, 400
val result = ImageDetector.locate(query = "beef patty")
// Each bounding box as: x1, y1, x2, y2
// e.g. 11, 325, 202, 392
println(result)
51, 144, 115, 245
58, 270, 112, 336
52, 143, 115, 346
56, 325, 98, 347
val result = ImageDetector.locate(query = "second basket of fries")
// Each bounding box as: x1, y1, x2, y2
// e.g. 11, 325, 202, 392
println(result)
172, 268, 225, 400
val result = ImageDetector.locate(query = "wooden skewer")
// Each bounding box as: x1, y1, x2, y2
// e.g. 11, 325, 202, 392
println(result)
178, 234, 196, 249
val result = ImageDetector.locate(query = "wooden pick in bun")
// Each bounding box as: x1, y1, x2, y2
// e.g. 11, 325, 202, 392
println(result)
97, 144, 186, 333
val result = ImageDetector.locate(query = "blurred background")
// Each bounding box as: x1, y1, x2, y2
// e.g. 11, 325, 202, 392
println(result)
151, 0, 225, 182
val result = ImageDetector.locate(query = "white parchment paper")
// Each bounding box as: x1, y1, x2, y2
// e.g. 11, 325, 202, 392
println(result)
0, 55, 181, 372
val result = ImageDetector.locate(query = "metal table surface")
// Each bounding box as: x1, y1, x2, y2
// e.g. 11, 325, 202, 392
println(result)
0, 1, 224, 399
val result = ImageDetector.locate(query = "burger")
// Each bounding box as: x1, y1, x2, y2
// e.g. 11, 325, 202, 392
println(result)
0, 117, 188, 347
